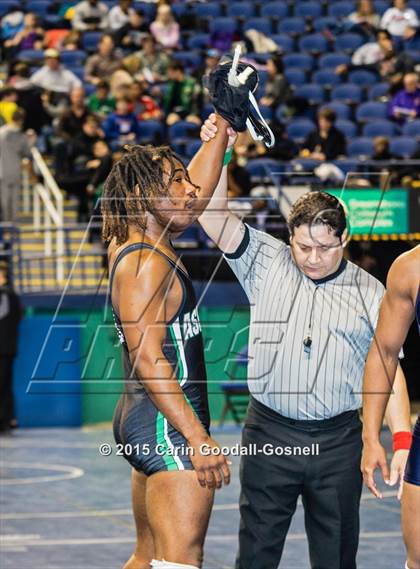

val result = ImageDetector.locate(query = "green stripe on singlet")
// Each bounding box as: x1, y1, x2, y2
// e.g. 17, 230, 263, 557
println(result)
155, 320, 189, 470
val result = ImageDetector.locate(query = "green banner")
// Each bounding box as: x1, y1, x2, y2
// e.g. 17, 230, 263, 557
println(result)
327, 189, 409, 235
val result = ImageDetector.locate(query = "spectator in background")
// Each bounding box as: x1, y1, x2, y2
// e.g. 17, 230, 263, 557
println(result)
336, 29, 392, 72
402, 23, 420, 50
84, 34, 122, 86
0, 88, 18, 125
3, 13, 44, 60
0, 108, 34, 222
108, 0, 135, 32
57, 87, 90, 140
150, 5, 180, 50
123, 35, 169, 82
102, 97, 140, 145
163, 60, 201, 126
0, 261, 22, 434
336, 30, 415, 90
112, 9, 149, 49
389, 72, 420, 123
30, 49, 82, 95
260, 54, 292, 109
300, 108, 347, 161
72, 0, 109, 32
227, 152, 252, 198
9, 63, 48, 133
61, 30, 82, 51
196, 48, 221, 80
54, 87, 93, 174
86, 139, 113, 199
55, 115, 104, 220
347, 0, 381, 38
260, 54, 308, 118
127, 79, 162, 121
380, 0, 419, 36
370, 136, 403, 186
88, 80, 116, 117
0, 9, 25, 44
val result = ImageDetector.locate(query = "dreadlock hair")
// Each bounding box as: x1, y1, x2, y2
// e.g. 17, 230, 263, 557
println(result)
101, 144, 190, 245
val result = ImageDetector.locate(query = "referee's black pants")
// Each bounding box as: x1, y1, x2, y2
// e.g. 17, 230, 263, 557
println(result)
235, 397, 363, 569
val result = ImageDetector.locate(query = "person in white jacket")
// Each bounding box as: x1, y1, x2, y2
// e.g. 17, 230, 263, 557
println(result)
381, 0, 419, 36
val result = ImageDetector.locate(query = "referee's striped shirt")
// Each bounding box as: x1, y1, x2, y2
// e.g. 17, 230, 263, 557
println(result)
225, 224, 386, 420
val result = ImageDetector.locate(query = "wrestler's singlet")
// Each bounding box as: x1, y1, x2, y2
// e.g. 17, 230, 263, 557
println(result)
110, 242, 210, 475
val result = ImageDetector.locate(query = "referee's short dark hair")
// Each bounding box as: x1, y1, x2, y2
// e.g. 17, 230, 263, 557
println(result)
288, 191, 347, 238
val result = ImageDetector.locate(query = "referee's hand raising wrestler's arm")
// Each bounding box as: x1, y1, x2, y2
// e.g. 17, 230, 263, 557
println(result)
114, 250, 230, 489
197, 113, 246, 254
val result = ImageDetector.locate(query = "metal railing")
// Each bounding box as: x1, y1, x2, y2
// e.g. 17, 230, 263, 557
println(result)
30, 147, 65, 282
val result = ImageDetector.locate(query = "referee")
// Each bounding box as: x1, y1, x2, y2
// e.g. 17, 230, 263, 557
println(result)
199, 115, 411, 569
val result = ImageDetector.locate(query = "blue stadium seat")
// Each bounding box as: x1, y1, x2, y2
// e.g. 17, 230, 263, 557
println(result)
390, 137, 418, 157
348, 137, 374, 157
318, 52, 350, 69
406, 50, 420, 64
331, 84, 363, 104
173, 226, 199, 248
209, 17, 237, 34
194, 3, 222, 18
363, 120, 397, 137
84, 84, 96, 97
368, 83, 390, 100
26, 1, 50, 17
243, 17, 272, 35
187, 34, 210, 50
68, 66, 84, 81
60, 50, 86, 66
335, 33, 365, 52
298, 33, 328, 54
289, 157, 321, 171
259, 105, 274, 120
284, 53, 314, 71
373, 0, 389, 15
277, 17, 306, 35
201, 103, 214, 121
356, 102, 388, 122
295, 2, 324, 19
313, 16, 338, 32
272, 34, 295, 53
17, 49, 44, 62
336, 119, 357, 138
82, 31, 102, 52
245, 158, 282, 178
137, 121, 165, 143
286, 119, 315, 142
171, 4, 188, 18
261, 1, 289, 19
172, 51, 202, 70
328, 2, 354, 18
0, 1, 19, 17
134, 3, 156, 21
348, 69, 378, 86
333, 159, 359, 174
294, 83, 326, 104
185, 140, 202, 159
402, 120, 420, 138
321, 101, 351, 119
226, 2, 256, 18
284, 68, 306, 86
168, 121, 200, 140
313, 69, 342, 87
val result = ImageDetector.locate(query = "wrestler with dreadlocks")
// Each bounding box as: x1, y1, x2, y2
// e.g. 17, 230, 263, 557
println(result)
102, 115, 236, 569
